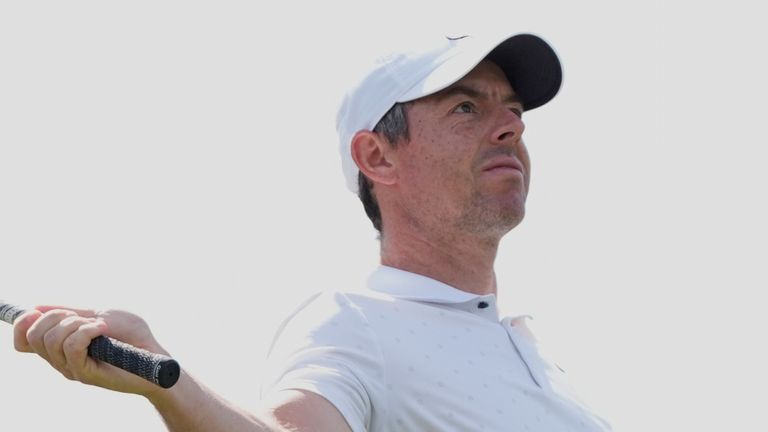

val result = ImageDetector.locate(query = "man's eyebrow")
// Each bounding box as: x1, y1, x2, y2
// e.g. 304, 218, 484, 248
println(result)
434, 84, 523, 106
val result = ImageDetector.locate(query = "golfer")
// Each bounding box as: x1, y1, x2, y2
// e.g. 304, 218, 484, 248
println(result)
13, 29, 613, 431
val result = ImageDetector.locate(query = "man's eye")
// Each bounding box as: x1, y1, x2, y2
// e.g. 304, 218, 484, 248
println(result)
510, 107, 523, 118
453, 102, 476, 114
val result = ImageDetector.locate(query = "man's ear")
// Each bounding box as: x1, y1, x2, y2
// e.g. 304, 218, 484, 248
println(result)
350, 130, 397, 186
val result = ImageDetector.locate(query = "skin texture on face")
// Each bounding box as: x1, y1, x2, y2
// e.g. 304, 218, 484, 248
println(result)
389, 60, 530, 243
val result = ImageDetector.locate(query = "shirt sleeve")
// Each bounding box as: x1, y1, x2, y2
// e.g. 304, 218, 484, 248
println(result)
260, 291, 386, 432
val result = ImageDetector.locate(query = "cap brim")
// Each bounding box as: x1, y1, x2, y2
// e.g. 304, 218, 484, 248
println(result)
487, 34, 562, 111
396, 33, 562, 111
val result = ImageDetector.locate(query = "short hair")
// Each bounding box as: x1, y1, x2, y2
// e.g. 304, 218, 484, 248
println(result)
358, 102, 410, 234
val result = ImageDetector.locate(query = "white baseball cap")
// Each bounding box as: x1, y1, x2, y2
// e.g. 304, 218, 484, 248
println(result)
336, 31, 562, 194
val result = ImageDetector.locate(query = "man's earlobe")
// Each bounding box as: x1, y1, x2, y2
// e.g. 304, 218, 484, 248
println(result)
350, 131, 397, 186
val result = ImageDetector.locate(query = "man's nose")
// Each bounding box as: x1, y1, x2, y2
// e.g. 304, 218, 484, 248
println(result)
491, 108, 525, 144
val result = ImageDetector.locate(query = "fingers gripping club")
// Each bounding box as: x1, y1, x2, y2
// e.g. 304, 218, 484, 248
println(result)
0, 302, 180, 389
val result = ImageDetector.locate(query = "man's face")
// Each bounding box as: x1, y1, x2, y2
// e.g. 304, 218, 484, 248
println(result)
390, 60, 531, 238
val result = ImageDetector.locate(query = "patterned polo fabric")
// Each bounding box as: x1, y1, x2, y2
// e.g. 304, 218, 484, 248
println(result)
261, 266, 612, 431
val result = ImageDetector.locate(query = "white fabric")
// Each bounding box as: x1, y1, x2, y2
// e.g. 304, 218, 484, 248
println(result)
261, 266, 613, 431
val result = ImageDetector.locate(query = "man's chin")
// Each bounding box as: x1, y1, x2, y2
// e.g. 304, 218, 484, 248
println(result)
457, 202, 525, 237
498, 208, 526, 233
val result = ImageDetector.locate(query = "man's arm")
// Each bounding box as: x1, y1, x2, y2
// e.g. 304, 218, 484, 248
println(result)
12, 307, 352, 432
148, 372, 352, 432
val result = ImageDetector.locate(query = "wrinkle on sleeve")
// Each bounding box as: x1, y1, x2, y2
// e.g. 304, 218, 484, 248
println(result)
260, 291, 386, 432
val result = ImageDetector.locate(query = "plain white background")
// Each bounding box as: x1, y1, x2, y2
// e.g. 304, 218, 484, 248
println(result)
1, 1, 766, 431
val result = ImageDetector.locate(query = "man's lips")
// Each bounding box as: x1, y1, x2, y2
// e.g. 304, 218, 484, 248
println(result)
481, 157, 524, 174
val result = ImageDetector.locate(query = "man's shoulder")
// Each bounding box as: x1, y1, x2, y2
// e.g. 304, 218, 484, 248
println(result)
281, 289, 398, 324
264, 289, 396, 370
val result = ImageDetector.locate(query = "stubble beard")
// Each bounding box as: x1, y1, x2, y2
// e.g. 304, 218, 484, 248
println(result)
455, 189, 527, 239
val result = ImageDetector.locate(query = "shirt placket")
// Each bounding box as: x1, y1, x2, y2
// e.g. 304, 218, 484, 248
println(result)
502, 318, 550, 390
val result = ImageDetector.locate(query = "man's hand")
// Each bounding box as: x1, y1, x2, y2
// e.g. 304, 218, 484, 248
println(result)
13, 306, 169, 398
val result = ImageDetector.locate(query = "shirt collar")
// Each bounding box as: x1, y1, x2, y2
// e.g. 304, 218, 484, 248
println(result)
367, 265, 500, 321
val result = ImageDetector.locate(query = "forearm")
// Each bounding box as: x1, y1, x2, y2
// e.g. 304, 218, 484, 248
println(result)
12, 307, 343, 431
147, 370, 283, 432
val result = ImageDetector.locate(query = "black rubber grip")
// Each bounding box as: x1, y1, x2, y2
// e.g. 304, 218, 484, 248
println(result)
87, 335, 180, 388
1, 302, 180, 388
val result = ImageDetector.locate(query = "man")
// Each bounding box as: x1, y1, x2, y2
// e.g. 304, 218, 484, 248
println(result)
13, 30, 612, 431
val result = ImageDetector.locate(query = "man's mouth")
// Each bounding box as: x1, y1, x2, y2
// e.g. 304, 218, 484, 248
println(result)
481, 157, 524, 174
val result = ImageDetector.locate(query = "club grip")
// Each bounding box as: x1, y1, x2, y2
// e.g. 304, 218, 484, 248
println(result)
87, 335, 180, 388
0, 303, 25, 325
1, 302, 180, 388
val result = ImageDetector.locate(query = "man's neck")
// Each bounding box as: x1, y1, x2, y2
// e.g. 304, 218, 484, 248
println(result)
380, 226, 500, 296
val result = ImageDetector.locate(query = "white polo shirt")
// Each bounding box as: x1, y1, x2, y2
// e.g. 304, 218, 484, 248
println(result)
261, 266, 613, 431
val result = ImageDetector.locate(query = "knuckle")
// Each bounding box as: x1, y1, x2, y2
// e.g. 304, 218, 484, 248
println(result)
25, 326, 42, 343
60, 315, 81, 327
42, 329, 59, 347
